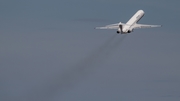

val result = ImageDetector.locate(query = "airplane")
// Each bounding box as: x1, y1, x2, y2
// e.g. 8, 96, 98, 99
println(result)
95, 10, 161, 34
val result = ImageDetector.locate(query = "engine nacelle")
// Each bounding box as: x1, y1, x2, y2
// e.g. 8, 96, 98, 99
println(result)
117, 28, 121, 34
127, 30, 131, 33
127, 29, 133, 33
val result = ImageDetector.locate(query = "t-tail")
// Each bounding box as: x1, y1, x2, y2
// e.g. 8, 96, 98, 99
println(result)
119, 22, 123, 33
117, 22, 123, 34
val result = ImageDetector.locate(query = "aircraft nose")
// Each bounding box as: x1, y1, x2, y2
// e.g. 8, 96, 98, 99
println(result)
139, 10, 144, 13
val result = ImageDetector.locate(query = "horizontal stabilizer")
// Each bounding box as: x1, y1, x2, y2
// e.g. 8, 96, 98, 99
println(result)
105, 22, 130, 27
95, 22, 130, 30
95, 26, 118, 29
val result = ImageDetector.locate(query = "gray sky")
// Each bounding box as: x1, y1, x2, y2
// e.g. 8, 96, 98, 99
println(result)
0, 0, 180, 101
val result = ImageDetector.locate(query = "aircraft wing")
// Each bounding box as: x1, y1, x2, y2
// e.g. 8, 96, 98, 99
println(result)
133, 23, 162, 29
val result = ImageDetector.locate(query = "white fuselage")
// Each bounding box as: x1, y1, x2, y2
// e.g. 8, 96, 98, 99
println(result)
121, 10, 144, 33
95, 9, 161, 33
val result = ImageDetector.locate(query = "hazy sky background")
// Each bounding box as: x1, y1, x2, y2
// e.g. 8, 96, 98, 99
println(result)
1, 0, 180, 101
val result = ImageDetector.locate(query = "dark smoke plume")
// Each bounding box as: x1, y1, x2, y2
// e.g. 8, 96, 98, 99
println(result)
55, 34, 118, 92
26, 34, 128, 101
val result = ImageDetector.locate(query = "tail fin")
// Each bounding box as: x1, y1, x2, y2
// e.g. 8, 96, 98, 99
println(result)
119, 22, 123, 33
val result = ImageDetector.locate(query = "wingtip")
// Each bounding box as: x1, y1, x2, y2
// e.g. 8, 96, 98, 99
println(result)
95, 27, 101, 29
157, 25, 162, 27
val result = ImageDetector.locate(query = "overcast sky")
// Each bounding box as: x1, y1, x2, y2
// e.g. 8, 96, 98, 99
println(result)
0, 0, 180, 101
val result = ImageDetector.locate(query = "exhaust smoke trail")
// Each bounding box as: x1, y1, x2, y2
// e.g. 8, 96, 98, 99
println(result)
27, 34, 128, 101
55, 34, 118, 93
55, 34, 127, 94
27, 34, 119, 101
106, 34, 127, 55
90, 34, 128, 66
